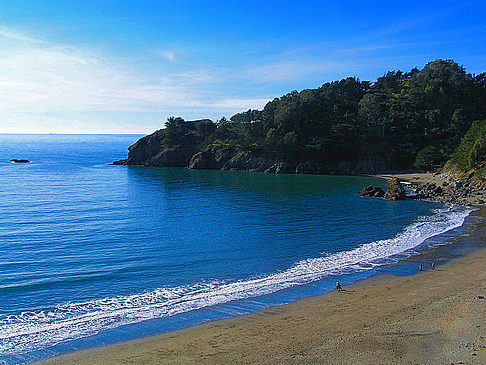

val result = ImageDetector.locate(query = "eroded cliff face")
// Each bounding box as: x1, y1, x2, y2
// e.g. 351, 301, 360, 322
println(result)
440, 161, 486, 191
113, 129, 165, 165
114, 129, 388, 175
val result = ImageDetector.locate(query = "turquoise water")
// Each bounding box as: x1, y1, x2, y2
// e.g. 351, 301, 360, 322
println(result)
0, 135, 472, 364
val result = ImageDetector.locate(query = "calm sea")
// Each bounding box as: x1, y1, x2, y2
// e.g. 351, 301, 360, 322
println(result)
0, 134, 473, 364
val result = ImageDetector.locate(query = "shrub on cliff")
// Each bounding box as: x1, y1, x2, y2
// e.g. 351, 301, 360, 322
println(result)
451, 120, 486, 171
414, 146, 442, 171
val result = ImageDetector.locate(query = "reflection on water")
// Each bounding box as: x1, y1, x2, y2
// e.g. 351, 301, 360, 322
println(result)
0, 135, 475, 364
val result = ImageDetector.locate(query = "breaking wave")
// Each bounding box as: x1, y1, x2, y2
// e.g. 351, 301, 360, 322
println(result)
0, 205, 471, 357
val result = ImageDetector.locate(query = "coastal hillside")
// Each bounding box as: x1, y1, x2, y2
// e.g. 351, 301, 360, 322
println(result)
115, 60, 485, 175
441, 120, 486, 188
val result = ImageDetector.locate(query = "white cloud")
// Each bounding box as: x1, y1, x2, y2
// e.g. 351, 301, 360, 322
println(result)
162, 51, 175, 61
0, 27, 265, 118
241, 39, 419, 84
0, 26, 44, 44
0, 44, 191, 112
171, 70, 222, 83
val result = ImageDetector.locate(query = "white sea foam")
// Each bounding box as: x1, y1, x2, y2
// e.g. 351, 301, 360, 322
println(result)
0, 205, 472, 356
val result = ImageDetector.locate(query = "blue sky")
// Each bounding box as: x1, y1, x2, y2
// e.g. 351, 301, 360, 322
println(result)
0, 1, 484, 133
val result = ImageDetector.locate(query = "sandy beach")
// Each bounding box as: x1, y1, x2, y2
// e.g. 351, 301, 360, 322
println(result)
376, 172, 446, 186
36, 207, 486, 365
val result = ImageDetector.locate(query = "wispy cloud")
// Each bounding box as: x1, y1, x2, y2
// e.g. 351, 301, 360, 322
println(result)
247, 60, 346, 82
162, 51, 175, 61
0, 26, 44, 43
1, 0, 481, 134
206, 97, 270, 110
357, 1, 483, 43
241, 41, 402, 83
0, 26, 265, 117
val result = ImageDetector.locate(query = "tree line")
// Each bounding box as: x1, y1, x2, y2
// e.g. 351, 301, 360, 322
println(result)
163, 60, 485, 171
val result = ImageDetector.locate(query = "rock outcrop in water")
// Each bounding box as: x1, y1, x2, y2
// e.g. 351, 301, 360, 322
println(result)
358, 185, 385, 197
384, 178, 406, 201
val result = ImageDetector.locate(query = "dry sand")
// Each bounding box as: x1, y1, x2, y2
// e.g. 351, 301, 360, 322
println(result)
376, 172, 445, 186
37, 209, 486, 365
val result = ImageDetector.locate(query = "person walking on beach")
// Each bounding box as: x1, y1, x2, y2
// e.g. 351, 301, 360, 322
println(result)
336, 281, 343, 291
419, 263, 423, 271
432, 262, 436, 270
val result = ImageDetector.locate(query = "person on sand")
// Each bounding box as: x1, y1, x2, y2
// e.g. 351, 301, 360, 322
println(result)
419, 263, 423, 271
336, 281, 343, 291
432, 262, 436, 270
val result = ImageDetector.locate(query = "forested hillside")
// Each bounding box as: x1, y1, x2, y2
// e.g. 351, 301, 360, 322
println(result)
117, 60, 485, 174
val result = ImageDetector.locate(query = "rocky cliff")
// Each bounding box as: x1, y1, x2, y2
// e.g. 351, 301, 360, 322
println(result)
115, 133, 388, 175
114, 122, 390, 175
383, 177, 406, 200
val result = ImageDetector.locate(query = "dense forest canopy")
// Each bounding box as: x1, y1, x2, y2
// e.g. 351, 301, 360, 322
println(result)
157, 59, 485, 171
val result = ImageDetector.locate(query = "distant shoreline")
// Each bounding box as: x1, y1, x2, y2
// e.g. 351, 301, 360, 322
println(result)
36, 208, 486, 364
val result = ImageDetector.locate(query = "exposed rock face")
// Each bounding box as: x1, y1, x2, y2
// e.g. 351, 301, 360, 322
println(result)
358, 185, 385, 197
188, 147, 292, 173
115, 129, 197, 167
440, 161, 486, 192
187, 151, 208, 169
264, 162, 291, 174
150, 145, 197, 167
188, 146, 235, 170
384, 177, 406, 201
114, 128, 390, 175
114, 129, 166, 166
221, 152, 280, 173
295, 161, 324, 174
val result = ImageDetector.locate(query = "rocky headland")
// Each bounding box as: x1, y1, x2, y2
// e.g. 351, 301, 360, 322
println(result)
113, 123, 387, 175
115, 120, 485, 207
114, 60, 484, 191
114, 63, 484, 207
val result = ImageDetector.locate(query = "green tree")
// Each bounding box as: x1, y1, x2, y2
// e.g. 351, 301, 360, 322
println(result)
414, 146, 442, 170
163, 116, 185, 146
196, 120, 217, 137
282, 131, 298, 145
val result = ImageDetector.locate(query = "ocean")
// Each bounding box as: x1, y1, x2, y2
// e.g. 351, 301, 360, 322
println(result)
0, 134, 475, 364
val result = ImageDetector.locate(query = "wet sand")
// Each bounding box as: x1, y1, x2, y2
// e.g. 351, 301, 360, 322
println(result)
37, 209, 486, 364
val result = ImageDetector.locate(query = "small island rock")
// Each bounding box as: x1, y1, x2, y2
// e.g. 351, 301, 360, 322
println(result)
384, 177, 406, 201
358, 185, 385, 197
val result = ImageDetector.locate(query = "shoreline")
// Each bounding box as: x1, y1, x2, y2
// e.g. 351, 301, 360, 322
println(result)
36, 207, 486, 364
374, 171, 485, 207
